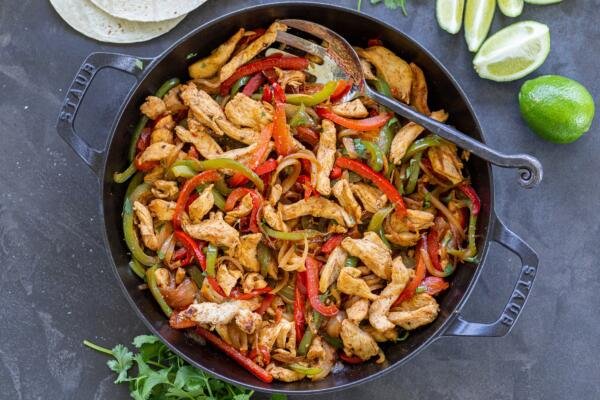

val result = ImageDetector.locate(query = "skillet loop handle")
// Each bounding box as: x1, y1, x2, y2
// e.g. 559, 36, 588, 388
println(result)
442, 216, 539, 337
56, 52, 151, 175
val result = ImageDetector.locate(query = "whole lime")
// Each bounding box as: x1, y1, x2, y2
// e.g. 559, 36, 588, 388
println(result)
518, 75, 595, 144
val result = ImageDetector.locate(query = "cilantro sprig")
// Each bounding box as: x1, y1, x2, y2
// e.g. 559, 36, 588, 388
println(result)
84, 335, 282, 400
358, 0, 409, 16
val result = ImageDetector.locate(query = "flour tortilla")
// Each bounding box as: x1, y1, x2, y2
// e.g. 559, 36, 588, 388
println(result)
50, 0, 186, 43
90, 0, 207, 22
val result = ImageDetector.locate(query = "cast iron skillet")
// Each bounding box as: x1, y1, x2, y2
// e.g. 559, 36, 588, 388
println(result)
56, 3, 539, 394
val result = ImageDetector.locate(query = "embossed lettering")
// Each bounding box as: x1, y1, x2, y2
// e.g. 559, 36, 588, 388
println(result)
66, 99, 77, 109
500, 315, 514, 326
75, 74, 89, 86
507, 303, 521, 315
82, 63, 95, 74
524, 266, 536, 276
69, 88, 83, 101
516, 279, 532, 290
512, 289, 527, 301
59, 111, 73, 122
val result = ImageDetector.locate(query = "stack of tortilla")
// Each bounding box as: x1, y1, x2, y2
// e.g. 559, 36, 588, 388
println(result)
49, 0, 207, 43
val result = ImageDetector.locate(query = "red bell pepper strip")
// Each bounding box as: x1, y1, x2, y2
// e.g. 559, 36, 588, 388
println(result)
173, 231, 226, 297
367, 38, 384, 47
394, 237, 427, 305
339, 353, 366, 364
254, 158, 278, 176
295, 126, 320, 147
458, 183, 481, 215
330, 80, 351, 102
294, 273, 306, 341
297, 175, 316, 200
172, 170, 221, 230
134, 155, 158, 172
229, 123, 273, 186
241, 72, 265, 96
427, 228, 442, 271
220, 56, 309, 95
335, 156, 407, 218
238, 28, 266, 47
224, 188, 262, 233
320, 234, 344, 254
248, 344, 271, 366
169, 310, 197, 329
273, 83, 286, 104
273, 102, 294, 156
261, 84, 273, 102
256, 293, 275, 315
305, 256, 339, 316
420, 276, 449, 296
230, 286, 272, 300
315, 107, 392, 132
195, 327, 273, 383
329, 166, 342, 180
135, 127, 152, 154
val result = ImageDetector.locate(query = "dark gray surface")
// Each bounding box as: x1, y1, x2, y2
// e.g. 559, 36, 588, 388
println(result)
0, 0, 598, 399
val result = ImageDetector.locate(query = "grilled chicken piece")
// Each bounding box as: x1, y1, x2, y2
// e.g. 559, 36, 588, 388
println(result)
182, 301, 241, 326
192, 76, 221, 95
216, 263, 242, 296
163, 86, 186, 114
276, 68, 306, 90
138, 142, 176, 165
269, 183, 283, 205
154, 269, 198, 310
332, 178, 362, 223
280, 197, 354, 227
341, 232, 392, 280
346, 298, 370, 323
315, 119, 337, 196
340, 319, 383, 361
363, 325, 399, 342
237, 233, 262, 272
388, 293, 440, 330
356, 46, 412, 103
332, 99, 369, 118
428, 143, 464, 184
225, 193, 253, 224
306, 336, 336, 381
132, 201, 159, 251
143, 166, 165, 184
175, 125, 223, 159
319, 246, 348, 293
242, 272, 268, 293
368, 256, 412, 332
200, 277, 226, 303
219, 22, 287, 82
258, 318, 296, 354
148, 199, 176, 221
266, 364, 305, 382
350, 183, 387, 213
150, 128, 173, 144
409, 63, 430, 115
184, 212, 240, 250
189, 28, 244, 79
140, 96, 166, 119
389, 109, 448, 164
385, 231, 420, 247
235, 308, 262, 334
263, 204, 287, 231
179, 84, 226, 135
215, 118, 260, 144
151, 180, 178, 200
188, 185, 214, 224
224, 93, 272, 130
359, 57, 377, 80
337, 267, 378, 300
216, 142, 271, 166
388, 209, 435, 234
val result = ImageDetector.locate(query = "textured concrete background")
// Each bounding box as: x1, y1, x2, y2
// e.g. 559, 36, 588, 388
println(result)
0, 0, 598, 399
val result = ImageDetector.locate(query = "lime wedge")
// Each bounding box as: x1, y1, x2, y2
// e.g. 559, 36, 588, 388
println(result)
524, 0, 562, 4
464, 0, 496, 52
437, 0, 465, 34
498, 0, 524, 17
473, 21, 550, 81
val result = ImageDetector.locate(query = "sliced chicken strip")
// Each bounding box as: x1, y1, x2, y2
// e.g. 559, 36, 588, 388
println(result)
389, 109, 448, 164
341, 232, 392, 280
388, 293, 440, 330
337, 267, 378, 301
332, 178, 362, 223
175, 125, 223, 159
315, 119, 337, 196
188, 185, 214, 224
188, 28, 244, 79
350, 183, 387, 213
184, 212, 240, 250
280, 197, 354, 227
224, 93, 272, 130
319, 246, 347, 293
340, 319, 383, 362
332, 98, 368, 118
132, 201, 159, 251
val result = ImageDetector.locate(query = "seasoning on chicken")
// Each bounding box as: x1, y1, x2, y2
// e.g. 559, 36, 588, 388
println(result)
350, 183, 388, 214
356, 46, 412, 103
337, 267, 378, 300
280, 197, 355, 227
340, 319, 383, 362
188, 185, 214, 223
332, 99, 369, 118
189, 28, 245, 79
138, 142, 176, 164
224, 93, 272, 130
368, 257, 411, 332
148, 199, 176, 221
389, 109, 448, 164
175, 125, 223, 159
428, 143, 465, 184
388, 293, 440, 330
332, 178, 362, 223
183, 212, 240, 250
140, 96, 167, 119
346, 298, 370, 323
315, 119, 337, 196
132, 201, 159, 251
341, 232, 392, 280
319, 246, 348, 293
237, 233, 262, 272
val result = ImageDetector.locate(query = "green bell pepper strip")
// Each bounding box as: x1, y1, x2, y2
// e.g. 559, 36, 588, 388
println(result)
128, 258, 146, 280
125, 172, 144, 199
344, 256, 359, 268
403, 135, 442, 161
155, 77, 181, 98
377, 117, 398, 156
189, 265, 205, 288
367, 206, 394, 248
214, 178, 233, 196
289, 103, 315, 128
171, 165, 197, 178
288, 363, 322, 376
322, 334, 343, 349
279, 284, 296, 302
205, 244, 218, 277
257, 242, 274, 277
122, 184, 158, 266
170, 158, 264, 192
373, 76, 393, 98
197, 185, 226, 211
147, 265, 173, 317
262, 224, 321, 241
297, 293, 329, 355
354, 139, 384, 172
230, 76, 250, 96
114, 162, 138, 183
286, 81, 338, 106
404, 152, 422, 195
466, 204, 478, 258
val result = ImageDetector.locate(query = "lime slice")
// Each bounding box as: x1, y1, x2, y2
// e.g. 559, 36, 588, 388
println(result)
524, 0, 562, 4
473, 21, 550, 81
464, 0, 496, 52
437, 0, 465, 34
498, 0, 524, 17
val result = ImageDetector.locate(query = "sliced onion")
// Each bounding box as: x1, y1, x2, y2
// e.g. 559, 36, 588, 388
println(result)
270, 270, 289, 294
158, 232, 175, 263
425, 188, 465, 242
271, 158, 301, 194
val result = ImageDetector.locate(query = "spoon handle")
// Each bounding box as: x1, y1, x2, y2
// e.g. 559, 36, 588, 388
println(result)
369, 90, 543, 188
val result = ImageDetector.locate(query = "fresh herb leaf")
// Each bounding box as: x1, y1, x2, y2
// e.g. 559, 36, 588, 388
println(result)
369, 0, 408, 16
106, 344, 134, 383
133, 334, 160, 348
186, 52, 198, 60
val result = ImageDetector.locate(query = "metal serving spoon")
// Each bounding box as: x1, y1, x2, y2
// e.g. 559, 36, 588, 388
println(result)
275, 19, 543, 188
